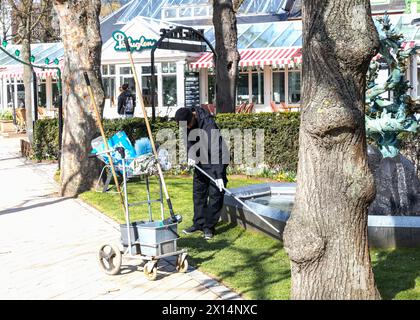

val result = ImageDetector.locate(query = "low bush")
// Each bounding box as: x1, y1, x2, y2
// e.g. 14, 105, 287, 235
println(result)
0, 108, 13, 121
31, 112, 301, 173
33, 119, 59, 160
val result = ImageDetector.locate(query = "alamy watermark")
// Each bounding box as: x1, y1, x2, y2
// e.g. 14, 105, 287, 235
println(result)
155, 121, 265, 167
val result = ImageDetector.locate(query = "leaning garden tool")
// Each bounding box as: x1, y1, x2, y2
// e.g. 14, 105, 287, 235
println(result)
83, 72, 125, 211
123, 38, 181, 223
193, 164, 281, 234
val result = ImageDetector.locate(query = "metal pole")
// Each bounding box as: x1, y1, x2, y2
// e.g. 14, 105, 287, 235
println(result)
122, 157, 133, 256
57, 93, 63, 169
33, 71, 38, 122
159, 178, 164, 221
145, 175, 153, 222
151, 48, 156, 122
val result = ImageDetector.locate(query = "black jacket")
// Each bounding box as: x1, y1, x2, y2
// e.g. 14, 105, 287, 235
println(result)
117, 90, 136, 115
187, 107, 229, 179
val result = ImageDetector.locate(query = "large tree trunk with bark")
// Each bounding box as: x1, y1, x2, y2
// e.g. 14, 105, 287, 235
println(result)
283, 0, 381, 300
212, 0, 240, 113
53, 0, 104, 197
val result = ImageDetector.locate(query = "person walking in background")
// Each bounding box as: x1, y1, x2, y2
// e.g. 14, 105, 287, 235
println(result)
117, 83, 136, 118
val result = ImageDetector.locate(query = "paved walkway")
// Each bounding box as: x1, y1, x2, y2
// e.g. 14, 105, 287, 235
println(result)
0, 136, 241, 300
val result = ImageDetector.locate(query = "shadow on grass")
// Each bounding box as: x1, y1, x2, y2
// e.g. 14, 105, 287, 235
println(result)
373, 248, 420, 300
178, 222, 291, 299
178, 223, 238, 264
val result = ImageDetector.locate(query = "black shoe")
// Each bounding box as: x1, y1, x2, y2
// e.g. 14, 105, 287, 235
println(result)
183, 225, 202, 235
203, 228, 214, 240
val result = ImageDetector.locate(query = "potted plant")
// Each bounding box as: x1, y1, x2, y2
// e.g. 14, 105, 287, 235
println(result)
0, 108, 16, 134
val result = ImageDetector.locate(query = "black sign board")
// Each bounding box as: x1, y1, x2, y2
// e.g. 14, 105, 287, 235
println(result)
160, 28, 205, 41
185, 72, 200, 109
159, 41, 207, 53
158, 28, 207, 53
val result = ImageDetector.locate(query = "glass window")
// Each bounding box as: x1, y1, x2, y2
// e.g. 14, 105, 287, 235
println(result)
163, 75, 177, 107
37, 82, 47, 107
6, 80, 15, 108
109, 65, 115, 75
194, 7, 207, 17
141, 66, 157, 74
169, 63, 176, 73
252, 72, 264, 104
52, 82, 60, 108
120, 77, 136, 93
141, 75, 158, 108
102, 65, 108, 75
162, 62, 176, 74
17, 82, 25, 104
179, 7, 192, 17
208, 74, 215, 104
288, 72, 301, 104
103, 77, 116, 100
237, 73, 249, 103
164, 8, 177, 19
237, 24, 269, 49
120, 66, 132, 75
272, 72, 285, 103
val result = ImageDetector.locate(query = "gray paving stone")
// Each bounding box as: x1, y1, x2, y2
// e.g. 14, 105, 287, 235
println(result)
0, 136, 242, 300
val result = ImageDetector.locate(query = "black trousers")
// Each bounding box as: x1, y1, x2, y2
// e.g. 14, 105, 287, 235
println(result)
192, 165, 228, 230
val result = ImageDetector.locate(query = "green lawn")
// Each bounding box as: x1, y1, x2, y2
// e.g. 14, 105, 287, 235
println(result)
80, 175, 420, 300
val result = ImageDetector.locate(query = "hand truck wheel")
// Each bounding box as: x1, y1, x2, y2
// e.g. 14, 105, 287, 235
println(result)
144, 260, 158, 281
98, 243, 122, 275
176, 253, 188, 273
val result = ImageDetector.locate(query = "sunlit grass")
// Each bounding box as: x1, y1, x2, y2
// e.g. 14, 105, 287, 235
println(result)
80, 175, 420, 300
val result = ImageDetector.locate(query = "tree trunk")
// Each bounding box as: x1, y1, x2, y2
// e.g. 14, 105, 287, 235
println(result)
283, 0, 381, 300
53, 0, 104, 197
17, 7, 34, 144
21, 35, 34, 143
212, 0, 240, 113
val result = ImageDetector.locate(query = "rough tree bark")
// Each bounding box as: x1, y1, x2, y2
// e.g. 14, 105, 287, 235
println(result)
283, 0, 381, 299
20, 22, 34, 143
212, 0, 240, 113
53, 0, 104, 197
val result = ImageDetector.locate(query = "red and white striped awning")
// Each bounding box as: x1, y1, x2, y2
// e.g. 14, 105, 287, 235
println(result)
190, 47, 302, 69
0, 64, 61, 79
372, 41, 417, 61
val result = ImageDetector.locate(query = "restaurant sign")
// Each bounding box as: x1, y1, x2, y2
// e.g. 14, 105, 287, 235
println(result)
112, 31, 157, 52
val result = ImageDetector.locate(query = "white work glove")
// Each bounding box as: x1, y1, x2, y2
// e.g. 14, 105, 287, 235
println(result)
187, 158, 196, 167
215, 179, 224, 192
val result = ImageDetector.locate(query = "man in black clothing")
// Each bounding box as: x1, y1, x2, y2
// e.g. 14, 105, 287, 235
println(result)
174, 107, 229, 240
117, 83, 136, 117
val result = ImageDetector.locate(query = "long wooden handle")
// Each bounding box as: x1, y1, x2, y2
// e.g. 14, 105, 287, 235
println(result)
84, 72, 125, 210
124, 39, 176, 218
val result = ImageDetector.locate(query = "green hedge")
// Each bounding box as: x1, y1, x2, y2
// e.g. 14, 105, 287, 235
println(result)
32, 112, 301, 171
215, 112, 300, 172
33, 119, 59, 160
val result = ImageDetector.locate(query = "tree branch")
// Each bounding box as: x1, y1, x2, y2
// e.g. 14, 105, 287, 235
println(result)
232, 0, 245, 12
30, 2, 49, 31
6, 0, 19, 14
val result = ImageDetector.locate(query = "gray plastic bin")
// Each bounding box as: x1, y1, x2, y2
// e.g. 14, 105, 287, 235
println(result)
120, 220, 179, 256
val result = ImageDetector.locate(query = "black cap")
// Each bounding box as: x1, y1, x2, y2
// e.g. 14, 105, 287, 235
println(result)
174, 108, 193, 123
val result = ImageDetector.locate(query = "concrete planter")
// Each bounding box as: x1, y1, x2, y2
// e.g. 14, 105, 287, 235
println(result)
0, 120, 15, 134
221, 183, 420, 248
